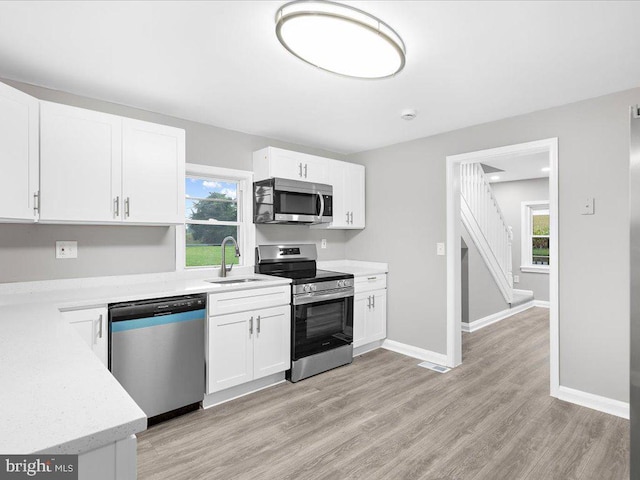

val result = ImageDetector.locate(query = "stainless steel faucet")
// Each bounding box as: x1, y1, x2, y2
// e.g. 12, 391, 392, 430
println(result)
220, 236, 240, 277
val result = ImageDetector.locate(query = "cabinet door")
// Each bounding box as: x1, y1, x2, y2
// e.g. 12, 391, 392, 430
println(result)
60, 307, 108, 366
253, 305, 291, 379
121, 119, 185, 224
207, 312, 254, 393
353, 292, 370, 348
269, 148, 328, 183
328, 161, 349, 228
368, 290, 387, 342
0, 82, 39, 222
40, 102, 122, 222
347, 163, 366, 229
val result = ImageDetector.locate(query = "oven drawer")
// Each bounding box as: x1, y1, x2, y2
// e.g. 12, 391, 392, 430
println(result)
355, 274, 387, 293
208, 285, 290, 316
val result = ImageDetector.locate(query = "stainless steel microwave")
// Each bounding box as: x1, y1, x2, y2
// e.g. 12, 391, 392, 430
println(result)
253, 178, 333, 224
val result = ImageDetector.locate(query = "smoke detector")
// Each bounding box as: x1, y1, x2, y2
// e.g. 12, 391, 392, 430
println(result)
401, 109, 417, 120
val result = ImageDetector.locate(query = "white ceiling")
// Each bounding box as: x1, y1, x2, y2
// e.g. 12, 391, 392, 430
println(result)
483, 152, 549, 183
0, 1, 639, 154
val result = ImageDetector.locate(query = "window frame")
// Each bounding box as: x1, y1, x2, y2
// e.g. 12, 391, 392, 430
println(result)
520, 200, 550, 274
176, 163, 255, 271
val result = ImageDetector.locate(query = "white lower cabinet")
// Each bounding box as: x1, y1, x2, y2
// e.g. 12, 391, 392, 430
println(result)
207, 289, 291, 394
60, 307, 108, 366
353, 274, 387, 348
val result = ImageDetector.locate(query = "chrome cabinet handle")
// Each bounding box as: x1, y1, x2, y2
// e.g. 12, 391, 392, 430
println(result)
367, 276, 377, 281
249, 316, 254, 336
304, 163, 308, 178
298, 163, 303, 177
114, 196, 120, 218
350, 212, 354, 224
97, 314, 103, 339
257, 315, 261, 334
33, 191, 40, 215
367, 295, 371, 309
372, 295, 376, 309
124, 197, 130, 218
346, 212, 350, 223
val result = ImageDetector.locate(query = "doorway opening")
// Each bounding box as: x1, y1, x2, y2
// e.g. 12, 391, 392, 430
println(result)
445, 138, 559, 397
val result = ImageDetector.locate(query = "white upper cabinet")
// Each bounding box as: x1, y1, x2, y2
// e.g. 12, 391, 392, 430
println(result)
253, 146, 328, 184
122, 119, 185, 224
0, 82, 39, 222
40, 102, 122, 222
320, 161, 365, 229
39, 101, 185, 225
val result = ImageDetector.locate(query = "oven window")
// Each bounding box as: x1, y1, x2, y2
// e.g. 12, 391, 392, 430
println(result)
293, 297, 353, 359
277, 192, 318, 215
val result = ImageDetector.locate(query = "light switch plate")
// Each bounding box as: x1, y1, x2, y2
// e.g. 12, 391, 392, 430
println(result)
582, 197, 595, 215
436, 242, 446, 256
514, 275, 520, 283
321, 239, 327, 249
56, 241, 78, 259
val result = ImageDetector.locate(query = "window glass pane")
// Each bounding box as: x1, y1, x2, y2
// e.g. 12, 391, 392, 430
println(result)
532, 237, 550, 265
186, 178, 238, 221
186, 225, 239, 267
532, 214, 550, 236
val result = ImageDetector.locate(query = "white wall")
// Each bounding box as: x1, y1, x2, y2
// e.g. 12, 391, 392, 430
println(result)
346, 88, 639, 403
492, 178, 550, 301
0, 79, 348, 283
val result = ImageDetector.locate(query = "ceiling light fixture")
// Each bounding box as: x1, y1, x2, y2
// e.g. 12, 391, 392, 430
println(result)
491, 175, 501, 181
401, 109, 417, 120
275, 0, 406, 79
541, 166, 550, 172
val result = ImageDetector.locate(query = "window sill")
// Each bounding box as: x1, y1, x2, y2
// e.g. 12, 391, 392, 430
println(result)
520, 265, 550, 274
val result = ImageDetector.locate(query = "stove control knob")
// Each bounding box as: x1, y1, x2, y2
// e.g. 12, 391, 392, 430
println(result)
311, 284, 317, 291
337, 280, 345, 288
303, 284, 312, 293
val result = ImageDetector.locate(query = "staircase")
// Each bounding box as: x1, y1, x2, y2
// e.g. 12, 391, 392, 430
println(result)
460, 163, 514, 304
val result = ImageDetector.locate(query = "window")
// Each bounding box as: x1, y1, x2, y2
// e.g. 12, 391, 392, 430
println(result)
521, 201, 550, 273
177, 164, 254, 269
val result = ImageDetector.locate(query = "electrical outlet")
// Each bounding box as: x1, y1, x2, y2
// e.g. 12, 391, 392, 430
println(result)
514, 275, 520, 283
436, 242, 445, 256
56, 241, 78, 259
321, 239, 327, 249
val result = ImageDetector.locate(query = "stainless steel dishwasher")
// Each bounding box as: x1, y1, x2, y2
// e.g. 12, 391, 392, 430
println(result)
109, 294, 206, 424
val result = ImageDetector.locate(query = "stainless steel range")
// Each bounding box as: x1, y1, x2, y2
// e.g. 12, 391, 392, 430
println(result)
256, 244, 354, 382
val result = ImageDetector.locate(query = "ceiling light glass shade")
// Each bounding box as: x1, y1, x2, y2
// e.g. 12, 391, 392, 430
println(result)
275, 0, 406, 79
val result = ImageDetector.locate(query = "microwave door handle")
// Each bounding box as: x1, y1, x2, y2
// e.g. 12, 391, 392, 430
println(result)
312, 192, 325, 224
318, 192, 325, 219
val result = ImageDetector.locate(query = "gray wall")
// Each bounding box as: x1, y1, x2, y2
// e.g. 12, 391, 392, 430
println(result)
461, 225, 509, 322
0, 79, 346, 282
346, 88, 639, 403
492, 178, 550, 301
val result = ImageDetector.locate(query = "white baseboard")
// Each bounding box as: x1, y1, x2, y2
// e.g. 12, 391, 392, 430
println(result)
557, 386, 629, 419
382, 339, 448, 366
462, 301, 535, 333
354, 339, 384, 357
202, 372, 285, 409
513, 288, 534, 296
533, 300, 550, 308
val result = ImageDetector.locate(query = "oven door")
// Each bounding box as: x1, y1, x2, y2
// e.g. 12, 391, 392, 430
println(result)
292, 291, 353, 361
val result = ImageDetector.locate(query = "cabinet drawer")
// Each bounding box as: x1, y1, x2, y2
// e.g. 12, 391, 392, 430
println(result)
208, 285, 290, 316
354, 274, 387, 293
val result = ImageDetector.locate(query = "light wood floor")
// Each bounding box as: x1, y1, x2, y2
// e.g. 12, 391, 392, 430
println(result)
137, 307, 629, 479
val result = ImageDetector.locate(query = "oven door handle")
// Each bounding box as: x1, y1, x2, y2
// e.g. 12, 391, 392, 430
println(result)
293, 288, 354, 306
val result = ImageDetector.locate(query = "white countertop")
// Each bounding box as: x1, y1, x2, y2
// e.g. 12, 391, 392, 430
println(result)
318, 260, 388, 277
0, 269, 291, 454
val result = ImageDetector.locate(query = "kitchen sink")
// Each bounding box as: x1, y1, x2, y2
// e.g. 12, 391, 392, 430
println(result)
205, 278, 265, 285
